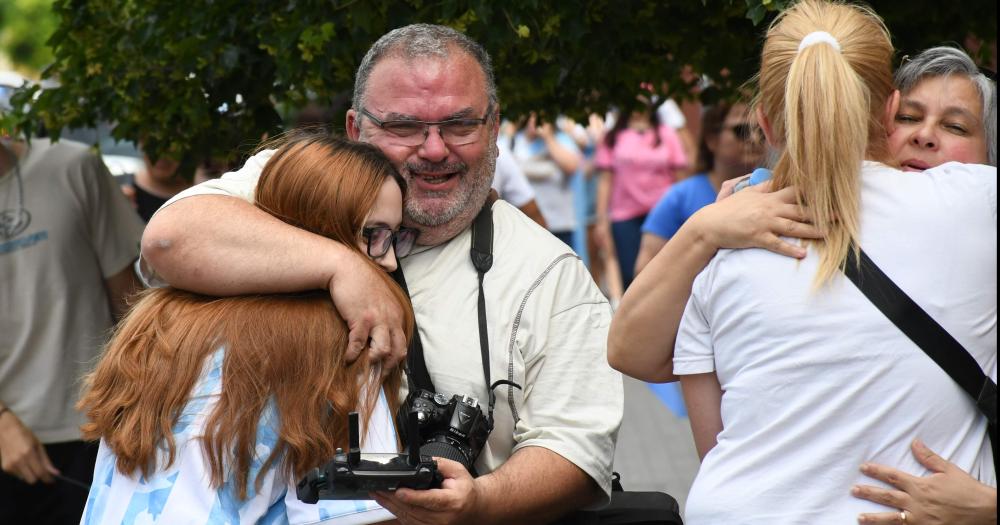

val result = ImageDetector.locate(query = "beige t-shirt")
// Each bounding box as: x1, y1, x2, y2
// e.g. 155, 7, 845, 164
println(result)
1, 139, 143, 443
151, 150, 624, 502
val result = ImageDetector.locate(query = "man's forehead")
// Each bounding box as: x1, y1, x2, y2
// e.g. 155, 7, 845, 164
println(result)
364, 53, 488, 117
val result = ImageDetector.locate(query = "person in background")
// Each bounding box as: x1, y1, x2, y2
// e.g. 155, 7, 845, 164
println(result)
511, 112, 582, 247
0, 134, 144, 525
656, 96, 697, 179
634, 102, 764, 275
119, 146, 192, 223
595, 97, 688, 289
493, 138, 547, 228
78, 134, 413, 524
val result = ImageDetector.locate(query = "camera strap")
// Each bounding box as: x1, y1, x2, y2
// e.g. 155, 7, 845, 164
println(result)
393, 194, 517, 422
390, 268, 434, 394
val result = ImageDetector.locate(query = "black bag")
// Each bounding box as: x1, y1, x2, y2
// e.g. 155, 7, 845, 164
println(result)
550, 473, 683, 525
844, 248, 997, 464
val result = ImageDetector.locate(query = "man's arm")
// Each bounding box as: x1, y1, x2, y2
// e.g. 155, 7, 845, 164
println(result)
375, 447, 599, 525
474, 447, 599, 523
0, 405, 58, 484
142, 194, 406, 364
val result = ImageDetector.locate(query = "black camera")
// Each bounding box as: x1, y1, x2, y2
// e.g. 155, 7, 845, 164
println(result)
296, 411, 442, 502
398, 389, 492, 476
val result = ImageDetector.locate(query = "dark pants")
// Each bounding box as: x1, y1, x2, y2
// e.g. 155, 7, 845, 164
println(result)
0, 440, 98, 525
612, 215, 647, 290
552, 230, 575, 250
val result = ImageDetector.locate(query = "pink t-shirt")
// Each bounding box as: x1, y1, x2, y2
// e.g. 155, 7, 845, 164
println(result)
595, 125, 688, 222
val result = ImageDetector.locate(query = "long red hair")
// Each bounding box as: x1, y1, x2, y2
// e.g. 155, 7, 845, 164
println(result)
78, 134, 413, 499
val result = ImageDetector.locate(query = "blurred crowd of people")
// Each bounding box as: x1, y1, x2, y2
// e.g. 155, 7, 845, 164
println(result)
492, 91, 767, 305
1, 2, 996, 523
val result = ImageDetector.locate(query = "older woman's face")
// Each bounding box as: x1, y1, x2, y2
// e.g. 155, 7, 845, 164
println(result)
888, 75, 988, 170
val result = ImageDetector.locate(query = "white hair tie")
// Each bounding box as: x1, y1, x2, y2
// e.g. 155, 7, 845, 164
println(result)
798, 31, 841, 53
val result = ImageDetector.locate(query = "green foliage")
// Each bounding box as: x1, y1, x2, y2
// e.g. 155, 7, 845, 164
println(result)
2, 0, 995, 177
0, 0, 59, 74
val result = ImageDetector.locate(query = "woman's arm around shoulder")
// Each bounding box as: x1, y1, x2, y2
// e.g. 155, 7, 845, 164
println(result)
607, 183, 821, 382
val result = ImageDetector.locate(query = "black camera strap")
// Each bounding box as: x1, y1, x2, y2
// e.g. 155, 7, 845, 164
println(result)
470, 197, 494, 401
393, 196, 518, 422
390, 268, 434, 394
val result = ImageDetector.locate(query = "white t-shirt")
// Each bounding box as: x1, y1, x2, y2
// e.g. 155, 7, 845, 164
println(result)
656, 99, 686, 130
675, 161, 997, 524
492, 141, 535, 208
153, 151, 624, 503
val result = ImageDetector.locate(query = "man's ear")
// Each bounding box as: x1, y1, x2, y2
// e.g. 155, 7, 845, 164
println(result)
346, 109, 361, 141
491, 108, 502, 141
755, 106, 777, 147
883, 89, 901, 136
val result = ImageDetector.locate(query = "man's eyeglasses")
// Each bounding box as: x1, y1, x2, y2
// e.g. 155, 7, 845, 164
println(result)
728, 123, 762, 143
359, 106, 493, 147
362, 226, 419, 258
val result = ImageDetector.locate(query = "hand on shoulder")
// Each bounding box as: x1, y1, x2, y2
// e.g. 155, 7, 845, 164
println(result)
689, 181, 822, 259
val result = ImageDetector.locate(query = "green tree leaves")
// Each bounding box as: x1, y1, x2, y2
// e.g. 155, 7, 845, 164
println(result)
2, 0, 994, 178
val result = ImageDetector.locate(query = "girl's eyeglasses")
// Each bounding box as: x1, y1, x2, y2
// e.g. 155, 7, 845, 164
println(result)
362, 226, 419, 258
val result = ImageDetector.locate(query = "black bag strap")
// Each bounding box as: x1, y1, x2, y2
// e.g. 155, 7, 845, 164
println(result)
843, 248, 997, 442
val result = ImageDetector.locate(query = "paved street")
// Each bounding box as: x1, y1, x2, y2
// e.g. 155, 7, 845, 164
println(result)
612, 376, 701, 513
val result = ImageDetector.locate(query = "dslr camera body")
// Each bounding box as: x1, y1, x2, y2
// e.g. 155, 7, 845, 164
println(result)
399, 389, 492, 476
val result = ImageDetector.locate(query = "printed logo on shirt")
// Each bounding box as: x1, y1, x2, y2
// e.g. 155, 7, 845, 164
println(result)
1, 208, 30, 240
0, 208, 47, 255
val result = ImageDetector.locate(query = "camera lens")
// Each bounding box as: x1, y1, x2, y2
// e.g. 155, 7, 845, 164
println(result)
420, 440, 475, 473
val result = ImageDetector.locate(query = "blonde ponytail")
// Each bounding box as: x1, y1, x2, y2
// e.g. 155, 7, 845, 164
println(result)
756, 0, 894, 287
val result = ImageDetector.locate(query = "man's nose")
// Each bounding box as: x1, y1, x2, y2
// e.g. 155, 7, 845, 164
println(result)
417, 126, 450, 163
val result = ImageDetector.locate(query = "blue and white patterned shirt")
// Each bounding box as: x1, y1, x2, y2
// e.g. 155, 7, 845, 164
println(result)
81, 349, 397, 524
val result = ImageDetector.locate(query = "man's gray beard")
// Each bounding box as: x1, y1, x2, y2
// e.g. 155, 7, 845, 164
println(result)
404, 152, 496, 227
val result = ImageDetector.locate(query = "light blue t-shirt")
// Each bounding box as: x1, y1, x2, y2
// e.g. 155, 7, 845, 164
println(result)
642, 173, 717, 240
81, 349, 397, 525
